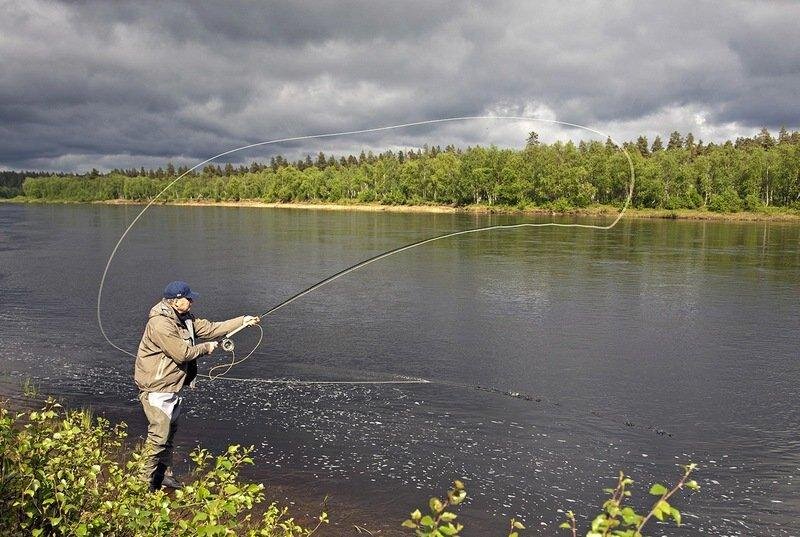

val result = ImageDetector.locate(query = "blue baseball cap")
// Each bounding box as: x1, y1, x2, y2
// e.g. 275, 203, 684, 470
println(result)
163, 281, 200, 301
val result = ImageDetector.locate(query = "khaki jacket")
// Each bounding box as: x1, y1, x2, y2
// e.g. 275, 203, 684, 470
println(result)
135, 300, 244, 393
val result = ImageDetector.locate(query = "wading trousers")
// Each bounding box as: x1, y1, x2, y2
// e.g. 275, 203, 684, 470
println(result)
138, 391, 181, 490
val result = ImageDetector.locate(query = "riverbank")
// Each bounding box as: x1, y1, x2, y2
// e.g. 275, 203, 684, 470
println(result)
0, 383, 408, 536
0, 381, 701, 536
4, 196, 800, 222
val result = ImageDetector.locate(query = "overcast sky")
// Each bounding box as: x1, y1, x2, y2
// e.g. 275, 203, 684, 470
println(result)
1, 0, 798, 171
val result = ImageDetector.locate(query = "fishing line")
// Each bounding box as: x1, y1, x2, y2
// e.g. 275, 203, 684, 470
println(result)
97, 115, 635, 385
261, 216, 629, 320
203, 324, 264, 380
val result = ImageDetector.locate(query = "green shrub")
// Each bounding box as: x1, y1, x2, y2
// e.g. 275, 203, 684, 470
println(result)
402, 467, 699, 537
558, 465, 699, 536
707, 187, 743, 212
0, 399, 326, 536
744, 193, 765, 212
664, 190, 703, 210
573, 182, 597, 208
381, 190, 406, 205
547, 197, 574, 213
0, 186, 20, 198
2, 399, 700, 536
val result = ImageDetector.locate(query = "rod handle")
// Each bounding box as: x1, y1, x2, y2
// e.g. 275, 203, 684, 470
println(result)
224, 324, 248, 339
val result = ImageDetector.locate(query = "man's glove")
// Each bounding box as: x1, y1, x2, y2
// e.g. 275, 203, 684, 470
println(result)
243, 315, 261, 327
205, 341, 219, 354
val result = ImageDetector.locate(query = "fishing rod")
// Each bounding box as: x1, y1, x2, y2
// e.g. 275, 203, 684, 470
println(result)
209, 217, 633, 380
220, 322, 251, 352
259, 217, 630, 320
213, 199, 634, 375
97, 115, 636, 384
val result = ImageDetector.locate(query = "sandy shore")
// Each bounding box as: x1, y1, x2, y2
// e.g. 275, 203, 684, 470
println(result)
5, 197, 800, 221
99, 198, 459, 214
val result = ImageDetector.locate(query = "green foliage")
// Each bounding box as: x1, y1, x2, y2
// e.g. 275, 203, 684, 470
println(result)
0, 185, 20, 198
743, 193, 765, 212
21, 378, 39, 397
0, 399, 326, 536
401, 480, 467, 536
708, 186, 743, 212
400, 464, 699, 537
547, 197, 575, 213
2, 399, 703, 536
0, 170, 32, 197
558, 464, 699, 537
17, 129, 800, 212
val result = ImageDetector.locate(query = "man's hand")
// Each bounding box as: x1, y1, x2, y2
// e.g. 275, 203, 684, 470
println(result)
243, 315, 261, 327
205, 341, 219, 354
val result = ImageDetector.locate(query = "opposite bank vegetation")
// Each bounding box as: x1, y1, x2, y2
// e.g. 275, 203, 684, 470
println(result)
3, 128, 800, 219
1, 396, 699, 536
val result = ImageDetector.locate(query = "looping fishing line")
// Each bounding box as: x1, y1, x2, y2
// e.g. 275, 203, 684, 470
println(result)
202, 323, 264, 381
97, 116, 635, 384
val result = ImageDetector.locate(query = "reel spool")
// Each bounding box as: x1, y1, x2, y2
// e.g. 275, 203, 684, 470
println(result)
220, 321, 252, 353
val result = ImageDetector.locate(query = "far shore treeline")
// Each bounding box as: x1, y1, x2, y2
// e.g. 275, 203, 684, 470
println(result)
5, 128, 800, 213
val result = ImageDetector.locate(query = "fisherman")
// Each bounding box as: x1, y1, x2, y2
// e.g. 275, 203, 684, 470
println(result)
134, 280, 260, 491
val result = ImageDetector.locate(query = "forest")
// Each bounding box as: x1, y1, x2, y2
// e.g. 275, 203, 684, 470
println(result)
10, 128, 800, 213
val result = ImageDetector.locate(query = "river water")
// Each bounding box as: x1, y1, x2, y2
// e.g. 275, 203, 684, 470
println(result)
1, 203, 798, 535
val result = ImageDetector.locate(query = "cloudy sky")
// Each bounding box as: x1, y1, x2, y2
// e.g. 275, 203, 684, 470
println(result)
2, 0, 798, 171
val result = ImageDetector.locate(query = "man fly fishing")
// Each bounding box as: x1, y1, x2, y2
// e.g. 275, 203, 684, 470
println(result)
134, 280, 260, 491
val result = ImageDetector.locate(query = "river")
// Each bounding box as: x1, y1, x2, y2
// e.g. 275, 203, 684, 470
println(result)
0, 203, 798, 535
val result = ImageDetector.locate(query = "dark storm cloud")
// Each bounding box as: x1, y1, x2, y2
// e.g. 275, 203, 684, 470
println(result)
1, 0, 798, 171
68, 1, 457, 46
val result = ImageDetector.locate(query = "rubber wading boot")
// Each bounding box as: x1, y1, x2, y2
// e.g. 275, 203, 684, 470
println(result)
161, 475, 184, 490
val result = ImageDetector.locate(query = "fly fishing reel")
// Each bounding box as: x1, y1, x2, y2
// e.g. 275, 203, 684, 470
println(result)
221, 338, 236, 352
219, 318, 259, 353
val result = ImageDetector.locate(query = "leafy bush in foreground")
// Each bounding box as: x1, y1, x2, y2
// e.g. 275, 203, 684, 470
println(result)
0, 399, 326, 536
1, 398, 698, 536
401, 466, 699, 537
558, 464, 699, 537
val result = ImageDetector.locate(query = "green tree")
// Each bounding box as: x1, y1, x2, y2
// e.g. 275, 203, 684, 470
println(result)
667, 131, 683, 150
755, 127, 775, 149
636, 136, 650, 156
651, 136, 664, 153
684, 132, 696, 153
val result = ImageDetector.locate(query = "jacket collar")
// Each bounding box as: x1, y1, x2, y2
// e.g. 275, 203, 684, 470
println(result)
149, 299, 194, 323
